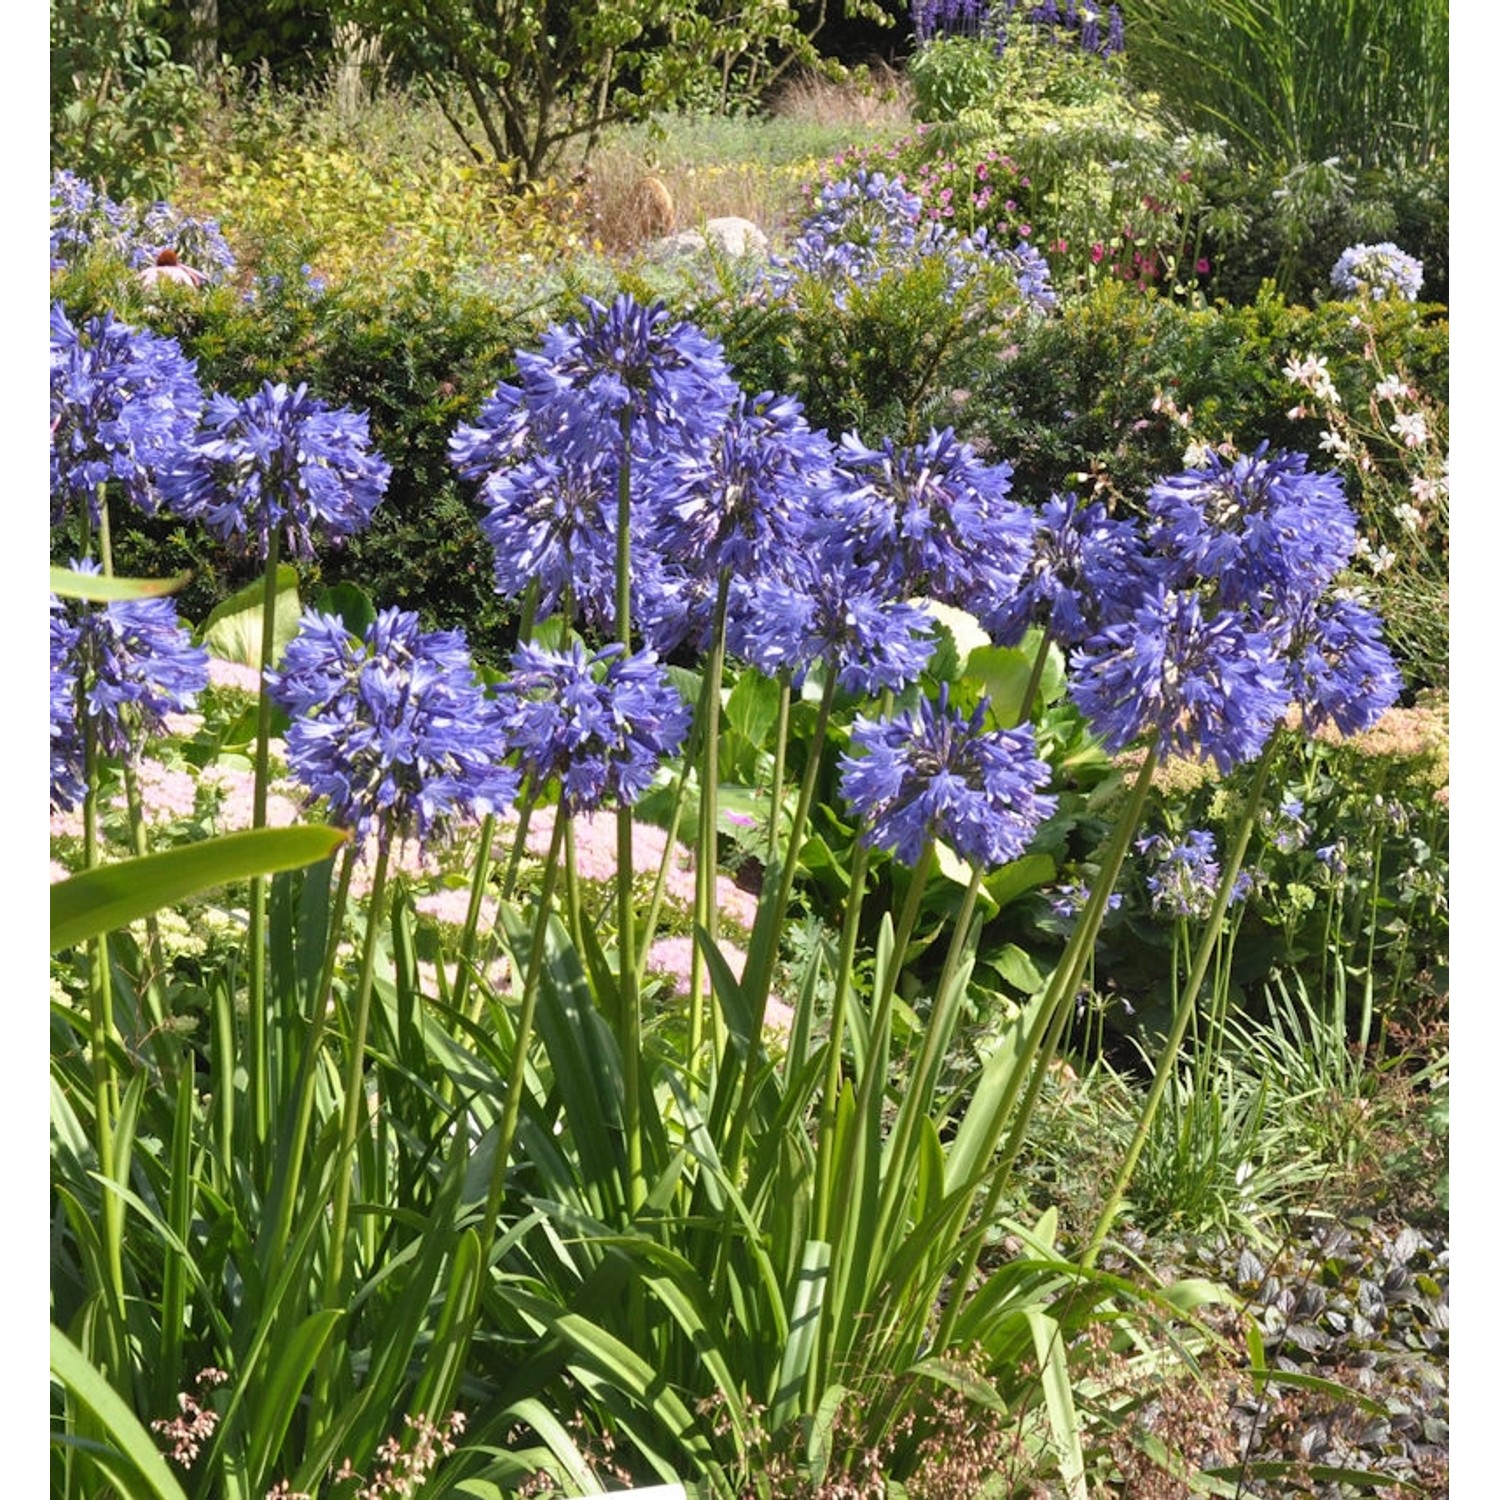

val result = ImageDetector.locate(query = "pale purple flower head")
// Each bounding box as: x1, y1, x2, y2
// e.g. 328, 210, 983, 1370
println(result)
1330, 243, 1423, 302
50, 170, 131, 270
162, 381, 391, 559
1069, 586, 1291, 774
52, 561, 210, 773
1137, 829, 1251, 920
839, 686, 1057, 868
50, 303, 204, 524
267, 608, 518, 851
821, 428, 1034, 609
771, 170, 924, 293
495, 641, 692, 816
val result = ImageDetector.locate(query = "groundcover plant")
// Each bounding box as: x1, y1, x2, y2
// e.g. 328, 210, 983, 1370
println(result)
52, 170, 1426, 1499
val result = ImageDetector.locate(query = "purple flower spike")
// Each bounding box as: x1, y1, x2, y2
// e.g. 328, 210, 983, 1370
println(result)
839, 686, 1057, 869
162, 381, 391, 560
267, 608, 518, 851
496, 641, 692, 816
50, 304, 204, 524
50, 598, 86, 813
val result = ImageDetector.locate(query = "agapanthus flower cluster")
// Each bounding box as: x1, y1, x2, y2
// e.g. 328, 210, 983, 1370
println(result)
49, 170, 131, 271
1146, 444, 1356, 611
516, 294, 739, 458
162, 380, 391, 559
50, 303, 204, 523
51, 564, 210, 795
1280, 591, 1405, 737
1069, 586, 1291, 774
128, 200, 237, 282
821, 428, 1035, 609
494, 642, 692, 816
984, 491, 1151, 647
1330, 242, 1423, 303
730, 538, 939, 696
267, 609, 518, 850
839, 687, 1057, 868
767, 170, 1055, 311
1136, 829, 1251, 920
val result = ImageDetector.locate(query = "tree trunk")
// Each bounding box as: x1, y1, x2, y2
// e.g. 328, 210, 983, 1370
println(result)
187, 0, 217, 79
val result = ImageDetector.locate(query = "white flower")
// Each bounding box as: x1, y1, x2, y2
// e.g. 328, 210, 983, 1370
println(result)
1391, 412, 1429, 448
1370, 544, 1397, 574
1394, 502, 1423, 531
1410, 474, 1446, 505
1373, 374, 1412, 402
1182, 440, 1213, 468
1318, 429, 1352, 459
1282, 353, 1339, 403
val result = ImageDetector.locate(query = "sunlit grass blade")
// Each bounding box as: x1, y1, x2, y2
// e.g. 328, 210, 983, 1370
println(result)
50, 566, 192, 601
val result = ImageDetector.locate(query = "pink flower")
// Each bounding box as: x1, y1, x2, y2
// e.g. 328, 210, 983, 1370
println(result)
138, 249, 208, 290
1196, 257, 1211, 275
1090, 243, 1106, 264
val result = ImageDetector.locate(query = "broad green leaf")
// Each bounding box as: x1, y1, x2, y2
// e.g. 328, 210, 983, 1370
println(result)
50, 567, 191, 601
311, 580, 377, 639
198, 564, 302, 665
919, 598, 991, 672
50, 1325, 192, 1500
983, 851, 1056, 911
990, 942, 1045, 994
51, 826, 348, 951
724, 667, 782, 749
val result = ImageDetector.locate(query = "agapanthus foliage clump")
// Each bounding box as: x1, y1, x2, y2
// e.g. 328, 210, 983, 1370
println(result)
267, 609, 518, 850
494, 641, 692, 816
840, 687, 1057, 868
50, 565, 209, 806
162, 380, 391, 560
1330, 243, 1424, 303
50, 303, 204, 524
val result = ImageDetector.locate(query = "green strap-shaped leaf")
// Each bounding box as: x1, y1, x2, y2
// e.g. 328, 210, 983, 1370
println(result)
51, 826, 348, 952
50, 1324, 193, 1500
50, 566, 192, 601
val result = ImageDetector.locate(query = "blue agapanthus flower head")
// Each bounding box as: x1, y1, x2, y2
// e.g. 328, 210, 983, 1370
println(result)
1281, 591, 1402, 738
495, 641, 692, 816
53, 561, 210, 771
729, 537, 939, 697
768, 170, 924, 296
50, 170, 132, 271
983, 491, 1155, 648
128, 200, 237, 282
267, 608, 518, 851
1147, 445, 1357, 611
822, 427, 1034, 609
639, 389, 831, 581
517, 294, 739, 459
50, 303, 204, 525
50, 597, 86, 812
839, 685, 1057, 869
1137, 828, 1251, 920
1069, 586, 1291, 774
1330, 242, 1423, 302
162, 380, 391, 559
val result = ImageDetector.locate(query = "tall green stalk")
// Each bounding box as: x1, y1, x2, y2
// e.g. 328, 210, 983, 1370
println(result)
1082, 733, 1282, 1268
247, 528, 285, 1157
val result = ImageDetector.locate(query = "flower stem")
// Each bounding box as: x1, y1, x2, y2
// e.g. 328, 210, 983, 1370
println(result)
247, 527, 284, 1156
1082, 734, 1281, 1268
